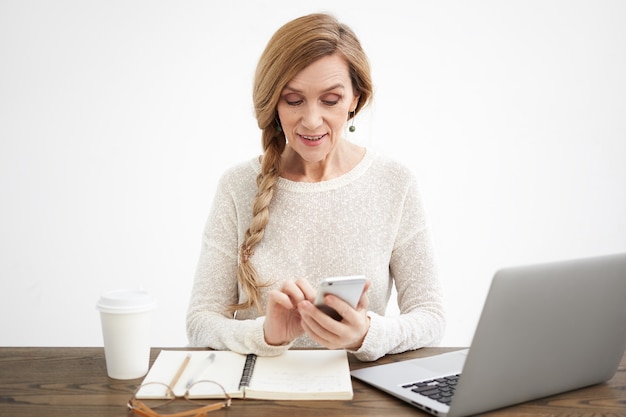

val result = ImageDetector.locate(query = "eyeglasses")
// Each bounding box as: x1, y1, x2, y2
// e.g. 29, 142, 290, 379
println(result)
128, 381, 232, 417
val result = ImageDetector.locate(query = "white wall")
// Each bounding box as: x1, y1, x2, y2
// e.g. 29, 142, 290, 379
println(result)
1, 0, 625, 348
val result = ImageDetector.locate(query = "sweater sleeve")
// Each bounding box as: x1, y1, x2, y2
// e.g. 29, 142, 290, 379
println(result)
350, 173, 446, 361
185, 165, 293, 356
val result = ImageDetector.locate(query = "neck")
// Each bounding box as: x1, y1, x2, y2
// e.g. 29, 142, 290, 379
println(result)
280, 142, 365, 182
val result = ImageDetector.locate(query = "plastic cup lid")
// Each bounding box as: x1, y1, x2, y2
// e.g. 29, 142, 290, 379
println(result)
96, 289, 156, 314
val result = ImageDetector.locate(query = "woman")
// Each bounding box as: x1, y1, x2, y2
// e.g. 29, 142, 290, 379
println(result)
187, 13, 445, 361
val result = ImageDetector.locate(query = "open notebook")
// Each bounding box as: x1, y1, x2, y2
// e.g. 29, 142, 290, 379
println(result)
136, 349, 353, 400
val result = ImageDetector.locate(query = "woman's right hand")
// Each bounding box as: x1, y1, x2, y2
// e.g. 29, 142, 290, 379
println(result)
263, 279, 315, 346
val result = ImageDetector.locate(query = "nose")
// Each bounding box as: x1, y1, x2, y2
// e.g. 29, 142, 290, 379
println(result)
301, 103, 323, 130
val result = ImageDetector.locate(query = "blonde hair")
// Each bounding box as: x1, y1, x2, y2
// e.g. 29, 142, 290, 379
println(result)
232, 13, 373, 313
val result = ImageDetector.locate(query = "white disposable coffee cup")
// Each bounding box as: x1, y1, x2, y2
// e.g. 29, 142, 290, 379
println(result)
96, 289, 156, 379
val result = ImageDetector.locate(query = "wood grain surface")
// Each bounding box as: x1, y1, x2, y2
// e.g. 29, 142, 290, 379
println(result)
1, 347, 624, 417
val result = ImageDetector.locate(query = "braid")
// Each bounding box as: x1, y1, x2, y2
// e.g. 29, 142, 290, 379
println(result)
229, 126, 285, 313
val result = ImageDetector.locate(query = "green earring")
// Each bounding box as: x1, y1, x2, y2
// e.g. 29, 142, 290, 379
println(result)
349, 111, 356, 132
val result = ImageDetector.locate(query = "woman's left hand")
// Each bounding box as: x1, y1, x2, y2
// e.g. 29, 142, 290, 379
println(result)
297, 280, 371, 350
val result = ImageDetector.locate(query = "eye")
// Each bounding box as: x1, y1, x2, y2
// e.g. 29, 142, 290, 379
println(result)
321, 94, 341, 106
283, 93, 303, 106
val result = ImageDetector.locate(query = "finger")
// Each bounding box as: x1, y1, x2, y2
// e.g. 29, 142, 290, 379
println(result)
294, 278, 316, 301
267, 290, 294, 311
356, 280, 371, 310
309, 301, 368, 350
279, 280, 308, 305
299, 300, 336, 329
301, 310, 359, 350
299, 303, 341, 346
323, 294, 357, 322
301, 320, 335, 347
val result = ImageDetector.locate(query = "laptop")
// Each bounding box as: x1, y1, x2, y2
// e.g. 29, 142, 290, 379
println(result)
351, 252, 626, 417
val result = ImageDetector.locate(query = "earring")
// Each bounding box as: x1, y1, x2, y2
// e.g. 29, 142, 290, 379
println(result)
275, 118, 283, 133
349, 111, 356, 132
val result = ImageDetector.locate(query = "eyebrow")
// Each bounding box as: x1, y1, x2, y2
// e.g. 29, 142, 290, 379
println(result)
282, 83, 345, 94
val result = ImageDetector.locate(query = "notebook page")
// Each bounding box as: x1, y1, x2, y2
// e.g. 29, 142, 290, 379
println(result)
246, 350, 353, 400
136, 350, 247, 399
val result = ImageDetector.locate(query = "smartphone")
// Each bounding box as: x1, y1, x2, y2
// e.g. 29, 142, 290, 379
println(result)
314, 275, 367, 320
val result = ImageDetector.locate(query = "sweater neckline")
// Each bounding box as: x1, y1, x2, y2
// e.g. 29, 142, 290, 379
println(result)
250, 149, 375, 193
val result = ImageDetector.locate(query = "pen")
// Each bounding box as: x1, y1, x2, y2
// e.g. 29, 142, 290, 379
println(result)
185, 353, 216, 389
169, 353, 192, 389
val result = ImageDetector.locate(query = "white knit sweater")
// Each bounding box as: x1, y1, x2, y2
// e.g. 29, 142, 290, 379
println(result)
186, 150, 445, 361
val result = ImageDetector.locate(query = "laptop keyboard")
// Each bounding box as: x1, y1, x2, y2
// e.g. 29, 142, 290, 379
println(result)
402, 374, 460, 405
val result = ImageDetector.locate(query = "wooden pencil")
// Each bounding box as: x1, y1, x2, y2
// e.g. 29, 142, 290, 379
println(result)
168, 353, 191, 389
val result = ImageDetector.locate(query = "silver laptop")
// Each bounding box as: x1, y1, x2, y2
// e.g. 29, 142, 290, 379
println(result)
351, 253, 626, 417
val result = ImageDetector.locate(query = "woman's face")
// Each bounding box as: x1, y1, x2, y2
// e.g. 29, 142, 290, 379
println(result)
276, 54, 360, 164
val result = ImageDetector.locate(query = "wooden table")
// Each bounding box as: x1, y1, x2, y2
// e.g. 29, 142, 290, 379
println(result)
1, 347, 625, 416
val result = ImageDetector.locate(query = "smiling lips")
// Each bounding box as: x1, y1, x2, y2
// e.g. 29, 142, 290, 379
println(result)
300, 133, 327, 142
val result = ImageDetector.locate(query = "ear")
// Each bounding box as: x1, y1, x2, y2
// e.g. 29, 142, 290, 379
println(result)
350, 95, 360, 113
